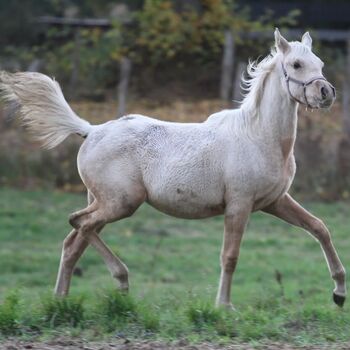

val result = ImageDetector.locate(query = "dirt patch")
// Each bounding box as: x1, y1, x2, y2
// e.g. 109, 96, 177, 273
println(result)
0, 339, 349, 350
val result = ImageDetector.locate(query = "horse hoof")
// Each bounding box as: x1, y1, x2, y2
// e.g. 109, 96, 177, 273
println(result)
226, 303, 237, 312
119, 284, 129, 295
333, 293, 346, 307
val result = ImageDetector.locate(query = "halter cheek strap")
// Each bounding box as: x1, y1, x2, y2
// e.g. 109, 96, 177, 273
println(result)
281, 63, 335, 108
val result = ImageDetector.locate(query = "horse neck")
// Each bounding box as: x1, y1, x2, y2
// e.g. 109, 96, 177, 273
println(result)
257, 63, 298, 146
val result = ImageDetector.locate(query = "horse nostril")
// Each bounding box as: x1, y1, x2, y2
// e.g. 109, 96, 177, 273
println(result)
321, 86, 328, 99
331, 85, 336, 98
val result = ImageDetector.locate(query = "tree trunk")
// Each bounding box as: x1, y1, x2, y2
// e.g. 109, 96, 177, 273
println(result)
342, 38, 350, 137
27, 59, 44, 72
117, 57, 132, 118
336, 37, 350, 197
220, 30, 235, 101
69, 30, 81, 99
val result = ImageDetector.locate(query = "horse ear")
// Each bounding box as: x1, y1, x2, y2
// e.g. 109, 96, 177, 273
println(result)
301, 31, 312, 49
274, 28, 291, 54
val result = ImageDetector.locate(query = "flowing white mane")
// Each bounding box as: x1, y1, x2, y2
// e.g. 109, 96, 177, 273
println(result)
240, 49, 279, 117
207, 52, 279, 138
211, 49, 280, 137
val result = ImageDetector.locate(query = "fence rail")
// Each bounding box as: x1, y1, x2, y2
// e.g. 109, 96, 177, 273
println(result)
37, 17, 350, 42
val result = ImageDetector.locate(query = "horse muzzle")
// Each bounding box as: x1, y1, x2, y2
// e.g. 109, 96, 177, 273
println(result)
317, 80, 336, 109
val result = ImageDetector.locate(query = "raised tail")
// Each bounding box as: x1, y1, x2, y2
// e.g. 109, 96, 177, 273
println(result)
0, 71, 93, 149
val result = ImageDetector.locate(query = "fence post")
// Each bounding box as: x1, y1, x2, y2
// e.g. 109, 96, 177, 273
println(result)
336, 36, 350, 194
342, 38, 350, 137
220, 30, 235, 101
69, 30, 81, 99
117, 57, 132, 118
27, 59, 44, 72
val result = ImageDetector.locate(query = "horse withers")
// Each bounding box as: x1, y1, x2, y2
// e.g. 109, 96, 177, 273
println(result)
0, 29, 345, 309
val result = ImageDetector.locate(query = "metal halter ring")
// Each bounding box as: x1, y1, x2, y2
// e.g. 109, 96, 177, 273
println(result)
281, 63, 335, 109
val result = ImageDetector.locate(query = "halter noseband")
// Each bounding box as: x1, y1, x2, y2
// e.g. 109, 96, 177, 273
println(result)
281, 63, 335, 108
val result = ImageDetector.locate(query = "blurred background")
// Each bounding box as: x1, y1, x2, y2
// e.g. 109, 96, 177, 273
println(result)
1, 0, 350, 200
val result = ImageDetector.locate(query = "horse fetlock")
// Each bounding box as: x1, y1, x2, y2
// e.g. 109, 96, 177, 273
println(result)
119, 282, 129, 294
215, 300, 236, 312
112, 268, 129, 284
332, 267, 346, 282
115, 272, 129, 293
54, 288, 69, 298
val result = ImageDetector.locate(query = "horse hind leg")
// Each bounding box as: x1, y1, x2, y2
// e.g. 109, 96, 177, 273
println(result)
55, 193, 98, 296
89, 234, 129, 292
76, 193, 145, 290
55, 188, 145, 296
69, 200, 99, 229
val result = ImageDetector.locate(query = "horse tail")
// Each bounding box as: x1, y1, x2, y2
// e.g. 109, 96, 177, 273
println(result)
0, 71, 93, 149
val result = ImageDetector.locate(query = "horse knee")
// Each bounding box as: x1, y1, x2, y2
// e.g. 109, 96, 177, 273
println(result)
309, 218, 331, 244
222, 255, 238, 274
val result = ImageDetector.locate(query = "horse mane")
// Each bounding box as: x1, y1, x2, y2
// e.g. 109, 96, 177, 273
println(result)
209, 42, 308, 136
240, 48, 279, 118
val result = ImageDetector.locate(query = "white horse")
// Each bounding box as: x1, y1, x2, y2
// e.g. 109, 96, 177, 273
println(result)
0, 29, 346, 309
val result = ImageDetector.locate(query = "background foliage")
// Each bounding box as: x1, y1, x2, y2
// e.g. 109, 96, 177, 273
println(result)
0, 0, 300, 95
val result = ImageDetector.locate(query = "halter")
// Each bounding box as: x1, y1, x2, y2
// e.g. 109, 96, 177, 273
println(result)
281, 63, 335, 108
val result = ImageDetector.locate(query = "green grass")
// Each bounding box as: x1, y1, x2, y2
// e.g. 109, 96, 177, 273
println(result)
0, 187, 349, 345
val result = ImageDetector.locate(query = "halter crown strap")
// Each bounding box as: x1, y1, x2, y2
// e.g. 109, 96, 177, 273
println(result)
281, 63, 329, 108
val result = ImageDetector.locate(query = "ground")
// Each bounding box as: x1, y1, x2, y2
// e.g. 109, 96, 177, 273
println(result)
0, 188, 349, 348
2, 339, 350, 349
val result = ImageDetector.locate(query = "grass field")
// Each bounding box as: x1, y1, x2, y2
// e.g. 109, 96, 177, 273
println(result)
0, 187, 349, 347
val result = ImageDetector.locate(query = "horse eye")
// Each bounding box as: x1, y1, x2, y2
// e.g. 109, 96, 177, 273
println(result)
293, 61, 301, 69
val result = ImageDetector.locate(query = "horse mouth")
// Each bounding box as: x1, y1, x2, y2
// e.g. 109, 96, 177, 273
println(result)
319, 99, 335, 109
311, 97, 335, 109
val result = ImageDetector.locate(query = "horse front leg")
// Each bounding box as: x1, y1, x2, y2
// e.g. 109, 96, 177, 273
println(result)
216, 205, 251, 309
263, 193, 346, 307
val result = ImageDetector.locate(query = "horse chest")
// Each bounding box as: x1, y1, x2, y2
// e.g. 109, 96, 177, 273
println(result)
253, 155, 296, 210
